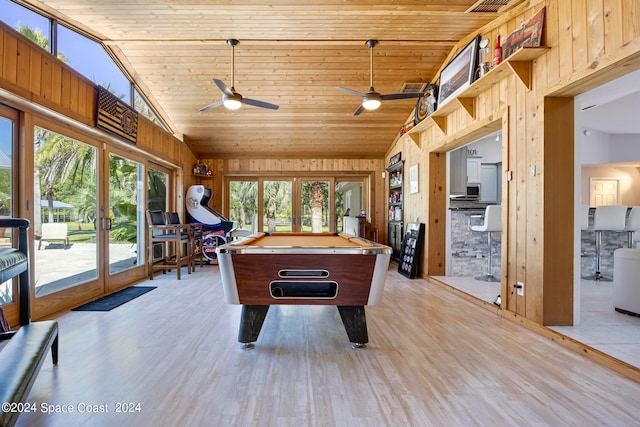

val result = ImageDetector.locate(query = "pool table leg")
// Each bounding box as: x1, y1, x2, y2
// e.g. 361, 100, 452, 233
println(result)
337, 305, 368, 348
238, 305, 270, 348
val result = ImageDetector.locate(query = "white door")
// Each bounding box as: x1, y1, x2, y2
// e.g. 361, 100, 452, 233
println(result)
590, 179, 619, 206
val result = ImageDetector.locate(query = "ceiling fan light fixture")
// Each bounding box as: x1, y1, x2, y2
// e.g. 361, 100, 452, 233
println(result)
362, 98, 381, 110
362, 89, 382, 110
223, 99, 242, 110
223, 93, 242, 110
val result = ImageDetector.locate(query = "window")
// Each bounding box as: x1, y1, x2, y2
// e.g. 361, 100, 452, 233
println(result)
335, 181, 363, 232
0, 0, 52, 52
58, 24, 131, 104
229, 180, 258, 234
134, 89, 166, 130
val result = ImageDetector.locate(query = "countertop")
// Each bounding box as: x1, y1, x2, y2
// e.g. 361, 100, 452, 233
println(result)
449, 200, 496, 210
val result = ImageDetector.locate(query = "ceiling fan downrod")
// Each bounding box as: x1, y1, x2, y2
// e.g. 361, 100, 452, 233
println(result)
366, 39, 378, 89
227, 39, 239, 89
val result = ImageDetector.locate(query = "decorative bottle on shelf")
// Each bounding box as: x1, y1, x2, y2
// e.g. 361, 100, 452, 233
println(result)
493, 35, 502, 66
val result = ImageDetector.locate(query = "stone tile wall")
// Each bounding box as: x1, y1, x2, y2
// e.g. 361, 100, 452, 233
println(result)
450, 209, 502, 277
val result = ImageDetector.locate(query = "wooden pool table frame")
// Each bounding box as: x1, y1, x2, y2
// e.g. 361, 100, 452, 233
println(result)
216, 232, 391, 348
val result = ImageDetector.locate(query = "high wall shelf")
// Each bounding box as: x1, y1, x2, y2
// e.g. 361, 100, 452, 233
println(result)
406, 46, 549, 144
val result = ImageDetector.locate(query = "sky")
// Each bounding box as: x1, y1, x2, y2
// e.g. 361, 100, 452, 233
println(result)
0, 0, 131, 100
0, 118, 11, 158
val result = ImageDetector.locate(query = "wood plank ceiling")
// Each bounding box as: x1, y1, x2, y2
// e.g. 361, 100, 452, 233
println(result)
23, 0, 509, 159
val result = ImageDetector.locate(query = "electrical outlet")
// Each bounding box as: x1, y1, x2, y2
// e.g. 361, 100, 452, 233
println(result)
517, 281, 524, 296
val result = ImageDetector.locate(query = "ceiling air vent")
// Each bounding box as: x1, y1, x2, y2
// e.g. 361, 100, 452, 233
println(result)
465, 0, 512, 13
401, 83, 427, 94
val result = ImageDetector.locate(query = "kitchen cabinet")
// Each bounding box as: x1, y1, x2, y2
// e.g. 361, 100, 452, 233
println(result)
467, 157, 482, 183
449, 147, 467, 195
480, 164, 499, 202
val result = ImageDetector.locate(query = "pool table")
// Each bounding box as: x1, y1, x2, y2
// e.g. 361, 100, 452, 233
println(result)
216, 232, 392, 348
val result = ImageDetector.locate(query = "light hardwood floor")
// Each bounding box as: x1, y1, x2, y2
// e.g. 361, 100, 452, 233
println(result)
19, 266, 640, 426
435, 275, 640, 369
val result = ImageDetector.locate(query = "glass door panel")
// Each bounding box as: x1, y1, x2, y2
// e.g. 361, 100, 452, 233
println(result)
108, 154, 144, 275
300, 180, 330, 232
33, 126, 99, 296
229, 180, 258, 234
263, 180, 292, 232
335, 180, 364, 232
147, 167, 168, 211
147, 166, 169, 264
0, 109, 16, 306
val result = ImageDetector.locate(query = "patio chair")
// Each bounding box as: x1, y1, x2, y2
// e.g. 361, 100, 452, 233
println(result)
38, 223, 69, 250
145, 210, 191, 280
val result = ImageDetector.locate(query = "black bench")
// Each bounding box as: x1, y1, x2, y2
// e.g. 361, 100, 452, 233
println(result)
0, 219, 58, 427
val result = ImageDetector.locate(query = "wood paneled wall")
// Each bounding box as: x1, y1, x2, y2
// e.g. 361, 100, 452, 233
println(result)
387, 0, 640, 325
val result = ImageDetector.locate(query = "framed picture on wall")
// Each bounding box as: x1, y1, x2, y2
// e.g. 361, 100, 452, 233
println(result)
409, 164, 419, 194
437, 35, 480, 107
502, 7, 546, 59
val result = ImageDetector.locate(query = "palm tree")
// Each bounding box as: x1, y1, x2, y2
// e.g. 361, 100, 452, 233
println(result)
310, 181, 324, 232
18, 24, 69, 63
18, 24, 49, 51
264, 181, 291, 232
230, 181, 257, 229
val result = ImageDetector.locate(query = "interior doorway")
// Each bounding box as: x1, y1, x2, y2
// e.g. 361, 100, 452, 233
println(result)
553, 68, 640, 369
435, 129, 504, 305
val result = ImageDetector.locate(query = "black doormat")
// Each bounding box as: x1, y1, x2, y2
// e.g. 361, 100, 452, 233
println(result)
72, 286, 156, 311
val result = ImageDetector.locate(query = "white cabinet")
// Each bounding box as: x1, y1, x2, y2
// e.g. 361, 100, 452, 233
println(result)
449, 148, 467, 195
480, 164, 499, 202
467, 157, 482, 183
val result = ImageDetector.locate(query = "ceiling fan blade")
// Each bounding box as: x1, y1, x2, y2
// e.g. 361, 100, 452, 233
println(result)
198, 100, 224, 112
212, 78, 234, 96
352, 105, 365, 116
243, 98, 280, 110
380, 92, 423, 100
336, 86, 366, 97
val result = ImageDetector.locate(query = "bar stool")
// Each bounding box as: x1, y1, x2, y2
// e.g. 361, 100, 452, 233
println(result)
624, 206, 640, 248
166, 212, 203, 271
583, 205, 627, 281
146, 210, 192, 280
472, 205, 501, 282
580, 205, 591, 257
581, 205, 590, 231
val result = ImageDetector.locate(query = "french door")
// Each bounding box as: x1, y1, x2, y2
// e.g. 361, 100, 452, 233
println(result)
0, 105, 19, 324
261, 177, 332, 233
229, 176, 350, 234
30, 120, 150, 318
103, 149, 146, 291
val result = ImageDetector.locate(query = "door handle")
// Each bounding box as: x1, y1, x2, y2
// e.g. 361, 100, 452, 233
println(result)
102, 217, 112, 230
